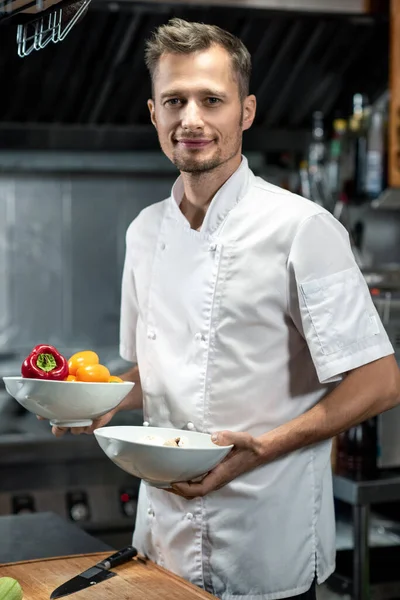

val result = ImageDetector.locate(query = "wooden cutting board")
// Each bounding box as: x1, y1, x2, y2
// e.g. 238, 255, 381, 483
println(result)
0, 552, 216, 600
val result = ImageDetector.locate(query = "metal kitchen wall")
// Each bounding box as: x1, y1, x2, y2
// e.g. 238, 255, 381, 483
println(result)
0, 151, 270, 358
0, 170, 174, 356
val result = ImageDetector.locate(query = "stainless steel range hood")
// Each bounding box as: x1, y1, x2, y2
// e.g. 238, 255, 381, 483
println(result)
102, 0, 365, 14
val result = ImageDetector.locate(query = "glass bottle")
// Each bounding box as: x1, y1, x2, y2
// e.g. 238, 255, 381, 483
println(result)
345, 93, 370, 201
336, 418, 378, 480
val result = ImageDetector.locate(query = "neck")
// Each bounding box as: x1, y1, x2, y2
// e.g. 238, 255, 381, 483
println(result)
180, 153, 242, 230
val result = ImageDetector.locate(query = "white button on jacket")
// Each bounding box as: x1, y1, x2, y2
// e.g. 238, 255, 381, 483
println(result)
119, 157, 393, 600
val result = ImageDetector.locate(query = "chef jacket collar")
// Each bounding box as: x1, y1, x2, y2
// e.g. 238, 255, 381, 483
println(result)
170, 155, 251, 235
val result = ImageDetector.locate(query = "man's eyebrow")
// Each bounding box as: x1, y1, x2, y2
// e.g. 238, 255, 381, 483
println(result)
160, 89, 228, 100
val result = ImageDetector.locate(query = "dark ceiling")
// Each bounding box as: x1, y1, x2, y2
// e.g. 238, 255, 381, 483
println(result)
0, 2, 389, 151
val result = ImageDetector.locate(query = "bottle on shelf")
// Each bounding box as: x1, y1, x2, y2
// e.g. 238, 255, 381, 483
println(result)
324, 116, 348, 215
327, 117, 347, 200
307, 110, 331, 207
344, 93, 370, 201
298, 159, 311, 199
365, 106, 386, 199
335, 418, 378, 481
308, 110, 325, 166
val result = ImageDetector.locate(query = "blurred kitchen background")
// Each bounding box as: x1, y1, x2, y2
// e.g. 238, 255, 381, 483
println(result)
1, 0, 400, 598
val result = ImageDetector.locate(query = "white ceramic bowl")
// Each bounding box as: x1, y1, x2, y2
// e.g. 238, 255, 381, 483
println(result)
94, 426, 233, 488
2, 376, 135, 428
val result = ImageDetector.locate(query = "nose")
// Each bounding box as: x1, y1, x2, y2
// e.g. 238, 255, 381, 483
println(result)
181, 100, 204, 130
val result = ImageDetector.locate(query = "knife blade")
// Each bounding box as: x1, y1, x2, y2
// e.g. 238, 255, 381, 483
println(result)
50, 545, 138, 599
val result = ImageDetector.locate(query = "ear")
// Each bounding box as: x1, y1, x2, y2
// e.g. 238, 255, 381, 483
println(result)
148, 99, 157, 128
242, 94, 256, 132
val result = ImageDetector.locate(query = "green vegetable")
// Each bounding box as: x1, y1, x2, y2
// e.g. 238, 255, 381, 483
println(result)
0, 578, 23, 600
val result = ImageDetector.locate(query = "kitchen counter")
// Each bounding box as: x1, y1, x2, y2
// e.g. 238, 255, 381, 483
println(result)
0, 409, 143, 547
0, 551, 216, 600
331, 473, 400, 600
0, 511, 113, 564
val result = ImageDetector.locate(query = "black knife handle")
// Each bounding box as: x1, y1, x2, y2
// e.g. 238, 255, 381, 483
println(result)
96, 545, 138, 570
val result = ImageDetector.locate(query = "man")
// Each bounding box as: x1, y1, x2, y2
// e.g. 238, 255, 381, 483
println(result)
51, 18, 400, 600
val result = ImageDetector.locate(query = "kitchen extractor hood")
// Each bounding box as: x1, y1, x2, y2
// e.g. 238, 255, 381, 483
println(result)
98, 0, 366, 13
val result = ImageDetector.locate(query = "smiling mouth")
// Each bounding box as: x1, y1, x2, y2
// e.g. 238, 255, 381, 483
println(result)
176, 139, 213, 149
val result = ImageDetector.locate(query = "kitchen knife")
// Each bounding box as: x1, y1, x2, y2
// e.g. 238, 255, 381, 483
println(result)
50, 545, 138, 599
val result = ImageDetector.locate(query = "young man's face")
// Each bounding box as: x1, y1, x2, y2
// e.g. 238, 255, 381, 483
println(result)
148, 44, 256, 174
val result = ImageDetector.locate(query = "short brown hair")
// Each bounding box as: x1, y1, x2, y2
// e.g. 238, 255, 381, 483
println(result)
144, 18, 252, 101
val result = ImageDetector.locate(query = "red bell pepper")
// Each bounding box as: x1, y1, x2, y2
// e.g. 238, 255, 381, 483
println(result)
21, 344, 69, 381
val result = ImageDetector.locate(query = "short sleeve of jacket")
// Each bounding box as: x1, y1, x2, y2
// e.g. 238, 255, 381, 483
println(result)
287, 212, 394, 384
119, 222, 139, 363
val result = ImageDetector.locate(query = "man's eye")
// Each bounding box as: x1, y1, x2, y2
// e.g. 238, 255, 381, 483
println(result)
165, 99, 181, 106
207, 98, 221, 105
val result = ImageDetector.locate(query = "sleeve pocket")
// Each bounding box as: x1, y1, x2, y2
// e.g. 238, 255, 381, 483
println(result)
299, 266, 380, 356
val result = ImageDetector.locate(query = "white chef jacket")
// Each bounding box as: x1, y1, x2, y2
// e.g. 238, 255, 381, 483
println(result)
119, 156, 394, 600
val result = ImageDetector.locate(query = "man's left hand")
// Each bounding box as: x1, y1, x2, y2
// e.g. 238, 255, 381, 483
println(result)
168, 431, 264, 499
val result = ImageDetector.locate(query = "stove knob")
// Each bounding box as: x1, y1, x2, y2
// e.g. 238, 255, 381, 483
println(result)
70, 502, 90, 522
12, 494, 35, 514
122, 500, 136, 517
120, 490, 137, 518
66, 491, 90, 522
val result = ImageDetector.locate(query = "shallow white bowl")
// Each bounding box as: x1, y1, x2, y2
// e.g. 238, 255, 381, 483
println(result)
94, 426, 233, 488
2, 376, 135, 428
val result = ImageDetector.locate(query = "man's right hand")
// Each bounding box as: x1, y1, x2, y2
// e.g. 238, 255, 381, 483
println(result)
38, 408, 117, 437
40, 365, 142, 438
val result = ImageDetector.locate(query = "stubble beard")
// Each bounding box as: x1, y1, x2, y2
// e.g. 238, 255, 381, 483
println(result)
172, 147, 223, 173
169, 108, 244, 175
171, 132, 242, 174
